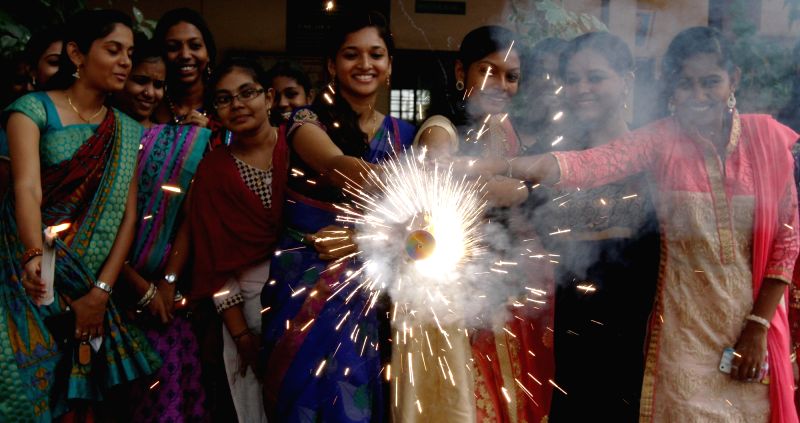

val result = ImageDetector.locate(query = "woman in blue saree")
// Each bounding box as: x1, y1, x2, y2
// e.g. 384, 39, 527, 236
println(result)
260, 11, 415, 422
0, 10, 160, 421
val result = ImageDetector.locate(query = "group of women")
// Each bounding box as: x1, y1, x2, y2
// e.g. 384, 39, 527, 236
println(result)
0, 5, 798, 423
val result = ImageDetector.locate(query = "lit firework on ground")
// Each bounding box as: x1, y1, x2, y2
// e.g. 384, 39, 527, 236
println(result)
281, 146, 556, 414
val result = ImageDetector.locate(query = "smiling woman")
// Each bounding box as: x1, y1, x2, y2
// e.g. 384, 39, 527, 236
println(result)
189, 57, 287, 423
405, 25, 555, 423
258, 10, 416, 423
152, 8, 231, 149
111, 34, 210, 422
0, 9, 160, 422
506, 26, 800, 422
539, 32, 660, 423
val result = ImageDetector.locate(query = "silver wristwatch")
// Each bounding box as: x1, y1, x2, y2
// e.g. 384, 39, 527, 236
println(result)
93, 280, 113, 295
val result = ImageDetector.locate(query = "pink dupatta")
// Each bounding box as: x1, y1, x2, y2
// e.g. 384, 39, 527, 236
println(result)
745, 115, 799, 423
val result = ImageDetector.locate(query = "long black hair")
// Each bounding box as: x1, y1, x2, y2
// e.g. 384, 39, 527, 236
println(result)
46, 9, 133, 90
313, 10, 394, 158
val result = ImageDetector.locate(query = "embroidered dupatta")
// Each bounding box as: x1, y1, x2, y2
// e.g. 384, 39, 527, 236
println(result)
0, 105, 160, 422
745, 118, 799, 423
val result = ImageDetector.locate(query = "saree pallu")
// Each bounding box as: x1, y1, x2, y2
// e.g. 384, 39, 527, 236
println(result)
130, 124, 209, 276
0, 103, 160, 422
469, 233, 555, 423
260, 191, 385, 423
127, 124, 209, 422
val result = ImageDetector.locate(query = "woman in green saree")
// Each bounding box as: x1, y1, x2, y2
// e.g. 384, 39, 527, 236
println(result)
0, 10, 160, 421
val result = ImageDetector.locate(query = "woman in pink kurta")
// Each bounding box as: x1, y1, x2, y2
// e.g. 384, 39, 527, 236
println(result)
502, 27, 800, 422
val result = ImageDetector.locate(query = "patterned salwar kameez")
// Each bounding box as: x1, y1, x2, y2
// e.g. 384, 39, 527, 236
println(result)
552, 113, 799, 422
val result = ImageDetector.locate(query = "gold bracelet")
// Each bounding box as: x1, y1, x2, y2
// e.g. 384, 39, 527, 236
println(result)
20, 248, 43, 265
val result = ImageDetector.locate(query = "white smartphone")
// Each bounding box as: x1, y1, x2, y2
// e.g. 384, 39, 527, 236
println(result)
719, 347, 770, 384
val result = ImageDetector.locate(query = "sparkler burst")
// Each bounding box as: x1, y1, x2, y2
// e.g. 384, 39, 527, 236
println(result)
289, 147, 555, 417
338, 147, 488, 323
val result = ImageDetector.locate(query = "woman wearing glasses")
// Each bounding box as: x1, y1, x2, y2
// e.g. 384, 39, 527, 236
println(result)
189, 57, 353, 422
187, 57, 285, 423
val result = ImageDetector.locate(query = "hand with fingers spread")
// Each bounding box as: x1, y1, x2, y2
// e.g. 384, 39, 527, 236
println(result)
71, 288, 109, 340
308, 225, 358, 261
731, 320, 768, 382
21, 256, 46, 300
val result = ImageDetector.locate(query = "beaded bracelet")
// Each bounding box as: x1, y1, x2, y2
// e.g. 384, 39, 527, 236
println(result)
20, 248, 43, 265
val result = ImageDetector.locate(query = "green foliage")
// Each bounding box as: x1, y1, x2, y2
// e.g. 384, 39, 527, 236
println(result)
729, 0, 794, 114
507, 0, 607, 46
0, 0, 86, 59
0, 9, 33, 58
132, 6, 157, 39
0, 1, 157, 59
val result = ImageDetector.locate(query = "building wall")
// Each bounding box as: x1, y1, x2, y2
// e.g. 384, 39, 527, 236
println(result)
87, 0, 287, 53
390, 0, 508, 51
760, 0, 800, 38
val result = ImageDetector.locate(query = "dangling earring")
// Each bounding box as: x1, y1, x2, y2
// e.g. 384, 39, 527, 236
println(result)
72, 68, 80, 79
623, 101, 629, 110
329, 75, 337, 91
727, 91, 736, 112
668, 100, 675, 116
455, 80, 464, 91
386, 74, 391, 88
205, 65, 213, 80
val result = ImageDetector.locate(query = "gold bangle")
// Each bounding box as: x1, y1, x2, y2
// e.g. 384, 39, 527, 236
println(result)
20, 248, 43, 265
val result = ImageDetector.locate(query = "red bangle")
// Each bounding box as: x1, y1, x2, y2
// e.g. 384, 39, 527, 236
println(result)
20, 248, 43, 265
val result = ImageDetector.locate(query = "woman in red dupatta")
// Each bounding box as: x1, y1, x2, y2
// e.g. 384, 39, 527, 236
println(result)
505, 27, 799, 423
0, 10, 160, 422
187, 58, 286, 423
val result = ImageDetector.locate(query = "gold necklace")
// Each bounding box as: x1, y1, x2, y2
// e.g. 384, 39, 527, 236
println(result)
366, 108, 379, 141
67, 94, 105, 123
